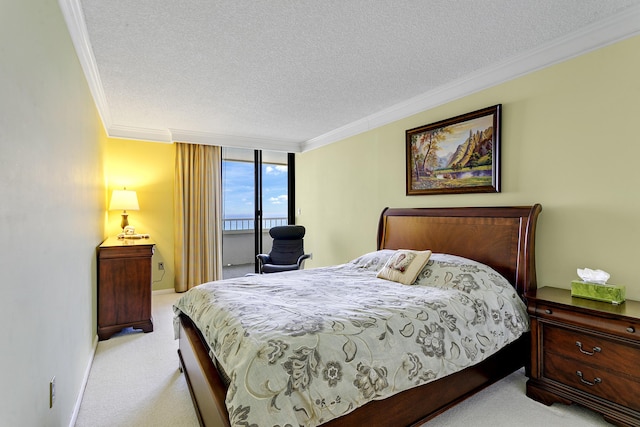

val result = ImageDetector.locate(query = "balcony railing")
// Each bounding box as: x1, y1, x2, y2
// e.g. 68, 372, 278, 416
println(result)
222, 217, 288, 278
223, 217, 288, 231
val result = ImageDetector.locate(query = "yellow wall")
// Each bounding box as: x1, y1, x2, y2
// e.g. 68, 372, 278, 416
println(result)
297, 35, 640, 300
104, 139, 175, 290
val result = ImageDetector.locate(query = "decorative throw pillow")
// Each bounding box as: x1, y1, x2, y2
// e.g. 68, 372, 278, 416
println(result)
377, 250, 432, 285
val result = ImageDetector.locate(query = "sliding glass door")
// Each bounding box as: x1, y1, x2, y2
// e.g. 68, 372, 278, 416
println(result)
221, 148, 293, 278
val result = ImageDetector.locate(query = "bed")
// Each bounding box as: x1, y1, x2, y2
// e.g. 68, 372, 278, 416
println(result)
174, 204, 542, 427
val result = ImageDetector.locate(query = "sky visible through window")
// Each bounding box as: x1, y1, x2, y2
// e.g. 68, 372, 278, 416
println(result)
222, 160, 288, 220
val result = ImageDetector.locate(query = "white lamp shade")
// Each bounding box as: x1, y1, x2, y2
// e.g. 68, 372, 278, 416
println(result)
109, 190, 140, 211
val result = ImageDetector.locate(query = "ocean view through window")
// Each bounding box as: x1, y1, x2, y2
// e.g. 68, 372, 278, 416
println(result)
221, 148, 292, 278
222, 159, 288, 231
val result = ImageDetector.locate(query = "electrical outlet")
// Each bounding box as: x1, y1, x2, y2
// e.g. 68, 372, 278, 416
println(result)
49, 377, 55, 408
158, 262, 164, 271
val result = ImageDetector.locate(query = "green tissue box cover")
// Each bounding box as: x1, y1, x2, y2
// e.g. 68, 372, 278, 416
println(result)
571, 280, 626, 304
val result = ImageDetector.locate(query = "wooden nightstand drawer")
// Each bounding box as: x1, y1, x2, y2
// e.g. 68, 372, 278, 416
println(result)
544, 352, 640, 411
543, 325, 640, 379
532, 302, 640, 339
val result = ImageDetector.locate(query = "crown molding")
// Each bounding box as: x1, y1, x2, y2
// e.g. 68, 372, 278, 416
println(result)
169, 129, 302, 153
104, 124, 301, 152
60, 0, 640, 153
58, 0, 113, 131
301, 4, 640, 152
59, 0, 303, 152
108, 125, 173, 143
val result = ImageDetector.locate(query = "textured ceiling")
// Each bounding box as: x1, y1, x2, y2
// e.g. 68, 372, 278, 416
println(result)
60, 0, 640, 152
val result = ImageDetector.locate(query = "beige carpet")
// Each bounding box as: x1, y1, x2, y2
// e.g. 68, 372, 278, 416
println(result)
75, 292, 611, 426
75, 292, 198, 427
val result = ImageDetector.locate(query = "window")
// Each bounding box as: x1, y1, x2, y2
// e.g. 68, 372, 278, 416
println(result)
221, 148, 293, 277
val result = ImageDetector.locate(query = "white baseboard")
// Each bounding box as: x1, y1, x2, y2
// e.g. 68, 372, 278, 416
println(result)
69, 334, 98, 427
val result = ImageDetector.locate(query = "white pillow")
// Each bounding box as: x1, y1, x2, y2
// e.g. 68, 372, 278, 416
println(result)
377, 250, 432, 285
350, 250, 396, 272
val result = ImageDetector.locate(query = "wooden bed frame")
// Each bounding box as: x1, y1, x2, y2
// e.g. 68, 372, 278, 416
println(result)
177, 204, 542, 427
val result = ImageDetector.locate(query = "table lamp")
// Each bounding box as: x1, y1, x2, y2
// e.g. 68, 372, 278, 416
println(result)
109, 188, 140, 230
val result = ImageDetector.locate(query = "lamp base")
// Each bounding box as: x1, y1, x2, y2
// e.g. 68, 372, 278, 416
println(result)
120, 213, 129, 230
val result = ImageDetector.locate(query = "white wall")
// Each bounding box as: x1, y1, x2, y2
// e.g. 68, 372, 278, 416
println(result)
0, 1, 104, 425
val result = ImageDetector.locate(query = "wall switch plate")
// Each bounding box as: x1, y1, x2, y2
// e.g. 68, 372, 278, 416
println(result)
158, 262, 164, 271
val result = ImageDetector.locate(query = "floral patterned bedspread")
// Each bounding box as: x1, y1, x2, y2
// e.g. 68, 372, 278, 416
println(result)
173, 251, 529, 427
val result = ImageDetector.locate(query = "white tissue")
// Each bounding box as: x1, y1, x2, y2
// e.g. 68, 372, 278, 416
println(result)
577, 268, 610, 285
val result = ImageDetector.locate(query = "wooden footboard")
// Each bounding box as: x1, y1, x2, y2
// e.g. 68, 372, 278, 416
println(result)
179, 312, 529, 427
178, 313, 230, 427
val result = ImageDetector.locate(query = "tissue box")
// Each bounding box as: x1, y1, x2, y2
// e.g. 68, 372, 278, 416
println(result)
571, 280, 626, 304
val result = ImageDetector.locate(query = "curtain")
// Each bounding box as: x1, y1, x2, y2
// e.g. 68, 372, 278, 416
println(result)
174, 142, 223, 292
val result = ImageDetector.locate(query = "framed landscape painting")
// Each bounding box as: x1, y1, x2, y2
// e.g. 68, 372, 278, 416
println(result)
406, 104, 501, 195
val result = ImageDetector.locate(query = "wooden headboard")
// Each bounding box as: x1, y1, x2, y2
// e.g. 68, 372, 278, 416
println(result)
377, 205, 542, 297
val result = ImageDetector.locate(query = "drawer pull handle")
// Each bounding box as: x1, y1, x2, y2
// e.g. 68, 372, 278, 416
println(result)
544, 309, 552, 314
576, 371, 601, 386
627, 326, 636, 333
575, 341, 601, 356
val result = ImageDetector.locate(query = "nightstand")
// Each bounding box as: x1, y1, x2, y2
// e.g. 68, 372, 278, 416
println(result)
97, 237, 155, 340
525, 287, 640, 426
